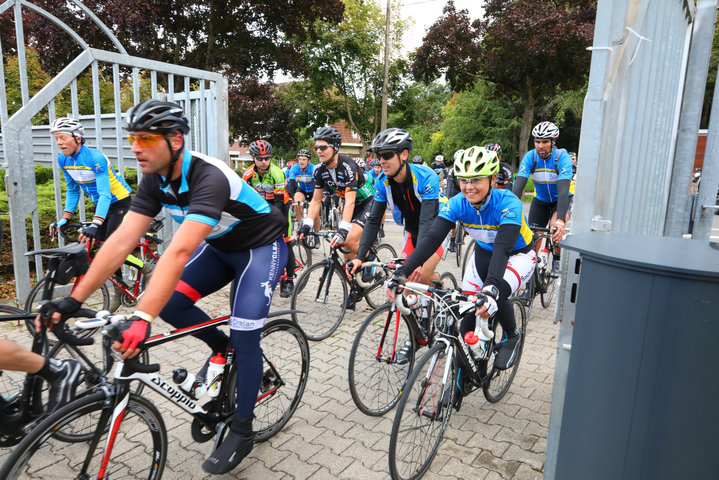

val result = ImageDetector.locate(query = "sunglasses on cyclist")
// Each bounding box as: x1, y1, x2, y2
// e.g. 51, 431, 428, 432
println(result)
458, 177, 487, 186
255, 155, 271, 161
313, 144, 331, 152
127, 133, 167, 147
377, 151, 397, 161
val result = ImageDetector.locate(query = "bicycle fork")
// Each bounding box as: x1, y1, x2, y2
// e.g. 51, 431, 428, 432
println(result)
416, 342, 454, 421
313, 261, 334, 304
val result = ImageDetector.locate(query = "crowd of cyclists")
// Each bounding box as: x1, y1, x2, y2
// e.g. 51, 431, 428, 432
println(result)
4, 98, 576, 475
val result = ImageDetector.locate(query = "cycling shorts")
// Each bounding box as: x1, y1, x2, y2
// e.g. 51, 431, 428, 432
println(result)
462, 246, 536, 295
295, 189, 314, 202
349, 199, 373, 230
527, 197, 574, 228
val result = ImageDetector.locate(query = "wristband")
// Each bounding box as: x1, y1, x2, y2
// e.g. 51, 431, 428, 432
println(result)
132, 310, 154, 323
338, 221, 352, 232
555, 220, 565, 225
301, 218, 314, 228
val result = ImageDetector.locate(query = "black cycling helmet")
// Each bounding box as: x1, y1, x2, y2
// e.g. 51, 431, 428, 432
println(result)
125, 99, 190, 135
411, 155, 424, 164
297, 148, 312, 159
125, 99, 189, 188
249, 140, 273, 156
313, 126, 342, 151
367, 128, 413, 153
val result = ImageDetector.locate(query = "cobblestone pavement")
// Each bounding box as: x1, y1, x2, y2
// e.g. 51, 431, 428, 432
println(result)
0, 218, 558, 479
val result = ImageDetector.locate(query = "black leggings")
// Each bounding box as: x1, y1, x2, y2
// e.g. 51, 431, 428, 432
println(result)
97, 197, 132, 241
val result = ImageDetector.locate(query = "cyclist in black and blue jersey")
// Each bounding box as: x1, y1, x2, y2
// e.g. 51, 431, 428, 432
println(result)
431, 154, 447, 179
512, 121, 573, 276
38, 99, 287, 475
388, 146, 535, 375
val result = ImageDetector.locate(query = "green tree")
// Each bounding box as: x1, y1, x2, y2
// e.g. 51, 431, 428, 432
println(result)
434, 80, 522, 165
299, 0, 409, 150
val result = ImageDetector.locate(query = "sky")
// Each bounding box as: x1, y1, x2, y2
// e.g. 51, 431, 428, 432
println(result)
399, 0, 485, 54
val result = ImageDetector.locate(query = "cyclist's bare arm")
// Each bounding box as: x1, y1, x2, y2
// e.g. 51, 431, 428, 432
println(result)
72, 212, 154, 302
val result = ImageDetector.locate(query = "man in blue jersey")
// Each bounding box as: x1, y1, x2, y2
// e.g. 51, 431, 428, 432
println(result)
512, 121, 573, 275
49, 117, 133, 245
287, 149, 318, 229
39, 99, 287, 475
388, 147, 535, 380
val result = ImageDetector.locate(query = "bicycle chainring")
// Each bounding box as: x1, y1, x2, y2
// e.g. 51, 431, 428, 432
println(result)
190, 400, 221, 443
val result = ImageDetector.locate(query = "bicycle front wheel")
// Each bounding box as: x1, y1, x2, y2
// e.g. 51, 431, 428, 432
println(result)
482, 298, 527, 403
23, 276, 111, 335
0, 391, 167, 480
455, 224, 464, 268
291, 261, 347, 341
540, 253, 558, 308
348, 304, 415, 416
461, 241, 475, 278
364, 242, 398, 309
293, 241, 312, 267
389, 343, 455, 480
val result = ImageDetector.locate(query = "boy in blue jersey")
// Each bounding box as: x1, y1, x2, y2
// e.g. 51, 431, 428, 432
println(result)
287, 149, 318, 229
388, 147, 536, 378
39, 100, 287, 475
512, 121, 573, 275
49, 117, 133, 244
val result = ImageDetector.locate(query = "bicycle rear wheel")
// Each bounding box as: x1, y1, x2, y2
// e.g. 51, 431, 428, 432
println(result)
0, 391, 167, 480
439, 272, 458, 290
540, 252, 558, 308
364, 243, 398, 309
23, 276, 111, 335
293, 241, 312, 267
291, 261, 347, 341
388, 343, 455, 480
348, 304, 415, 416
461, 241, 475, 278
455, 224, 464, 267
482, 298, 527, 403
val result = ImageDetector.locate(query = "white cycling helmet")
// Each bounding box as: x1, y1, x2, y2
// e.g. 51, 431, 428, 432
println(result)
453, 149, 465, 162
532, 121, 559, 140
50, 117, 85, 137
434, 155, 444, 162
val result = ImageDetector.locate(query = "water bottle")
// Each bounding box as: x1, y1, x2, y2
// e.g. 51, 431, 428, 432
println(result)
206, 353, 227, 398
463, 318, 493, 359
404, 293, 419, 309
172, 368, 207, 400
538, 247, 549, 269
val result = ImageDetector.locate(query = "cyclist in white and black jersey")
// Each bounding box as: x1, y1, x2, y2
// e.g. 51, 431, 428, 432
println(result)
299, 126, 374, 260
39, 99, 287, 475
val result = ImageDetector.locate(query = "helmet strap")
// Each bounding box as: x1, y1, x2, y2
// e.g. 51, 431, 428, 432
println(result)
387, 159, 407, 179
160, 136, 184, 189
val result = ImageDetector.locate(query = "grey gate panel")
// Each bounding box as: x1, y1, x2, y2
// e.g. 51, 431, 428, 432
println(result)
1, 0, 229, 302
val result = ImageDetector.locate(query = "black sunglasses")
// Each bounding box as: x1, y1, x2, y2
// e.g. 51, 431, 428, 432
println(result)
378, 151, 397, 160
255, 156, 271, 161
313, 144, 331, 152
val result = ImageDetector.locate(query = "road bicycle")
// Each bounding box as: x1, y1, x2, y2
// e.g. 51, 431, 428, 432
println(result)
289, 201, 314, 266
290, 231, 397, 341
453, 221, 466, 268
320, 193, 342, 230
517, 224, 557, 316
24, 220, 163, 318
387, 282, 527, 480
0, 309, 310, 479
0, 302, 115, 448
347, 271, 457, 417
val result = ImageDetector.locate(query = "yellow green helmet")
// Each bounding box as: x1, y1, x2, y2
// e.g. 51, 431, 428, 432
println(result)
453, 146, 500, 178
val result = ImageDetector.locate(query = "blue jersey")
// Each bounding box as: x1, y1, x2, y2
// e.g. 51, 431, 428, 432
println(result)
367, 168, 381, 185
516, 147, 573, 203
439, 188, 533, 253
287, 163, 315, 194
58, 145, 132, 221
373, 163, 445, 212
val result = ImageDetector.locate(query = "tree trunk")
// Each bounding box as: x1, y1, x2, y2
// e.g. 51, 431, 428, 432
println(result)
519, 76, 535, 159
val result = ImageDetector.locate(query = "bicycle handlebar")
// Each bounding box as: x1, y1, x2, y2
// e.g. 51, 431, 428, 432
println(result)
353, 260, 401, 289
46, 307, 99, 346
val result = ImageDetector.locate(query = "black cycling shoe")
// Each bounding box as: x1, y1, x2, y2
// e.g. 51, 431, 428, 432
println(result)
494, 330, 522, 370
43, 358, 82, 412
448, 238, 456, 253
344, 297, 356, 311
395, 340, 412, 365
202, 417, 254, 474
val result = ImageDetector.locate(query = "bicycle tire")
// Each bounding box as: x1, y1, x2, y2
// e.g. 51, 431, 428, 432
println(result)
0, 305, 26, 414
461, 241, 475, 278
348, 304, 415, 416
0, 391, 167, 480
482, 298, 527, 403
293, 241, 312, 267
23, 276, 111, 335
439, 272, 458, 290
540, 252, 558, 308
364, 243, 398, 310
291, 261, 347, 341
388, 342, 455, 480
